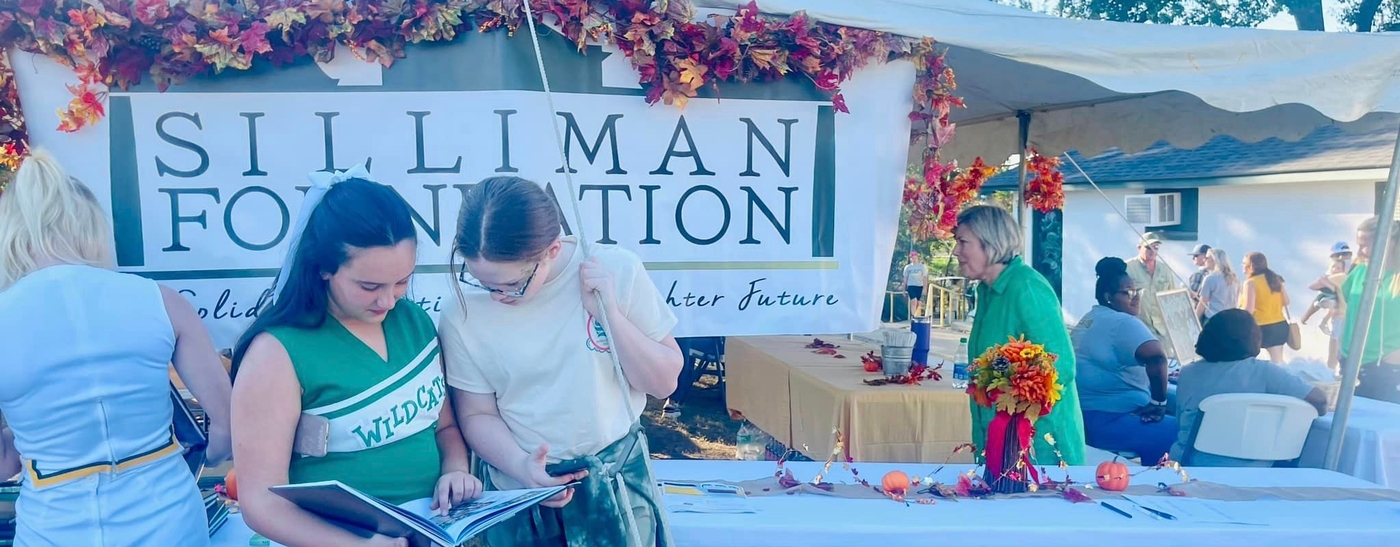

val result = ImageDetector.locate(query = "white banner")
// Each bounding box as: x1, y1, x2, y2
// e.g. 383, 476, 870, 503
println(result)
13, 35, 913, 350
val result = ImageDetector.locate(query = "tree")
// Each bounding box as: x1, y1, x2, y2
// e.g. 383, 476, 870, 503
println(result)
1343, 0, 1400, 31
1038, 0, 1327, 30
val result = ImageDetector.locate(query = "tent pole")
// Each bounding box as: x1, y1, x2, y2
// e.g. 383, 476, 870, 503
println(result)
1323, 122, 1400, 471
1016, 111, 1031, 229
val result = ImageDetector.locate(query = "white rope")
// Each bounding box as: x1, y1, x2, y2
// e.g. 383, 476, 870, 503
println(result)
517, 9, 647, 547
1061, 152, 1191, 289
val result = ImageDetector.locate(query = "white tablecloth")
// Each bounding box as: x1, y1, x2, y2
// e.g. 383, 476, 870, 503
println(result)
211, 460, 1400, 547
1300, 396, 1400, 488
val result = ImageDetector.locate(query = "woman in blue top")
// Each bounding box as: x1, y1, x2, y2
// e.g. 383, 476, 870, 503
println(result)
1071, 258, 1175, 464
0, 151, 233, 547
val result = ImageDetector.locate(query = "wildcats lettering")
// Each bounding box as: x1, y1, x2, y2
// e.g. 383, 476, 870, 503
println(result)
349, 375, 447, 450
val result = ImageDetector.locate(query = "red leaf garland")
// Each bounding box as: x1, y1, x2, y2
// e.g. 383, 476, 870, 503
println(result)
0, 0, 961, 181
1025, 148, 1066, 213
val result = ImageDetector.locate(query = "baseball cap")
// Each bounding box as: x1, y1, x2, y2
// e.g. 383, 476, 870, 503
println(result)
1190, 244, 1211, 256
1139, 232, 1164, 248
1331, 242, 1352, 255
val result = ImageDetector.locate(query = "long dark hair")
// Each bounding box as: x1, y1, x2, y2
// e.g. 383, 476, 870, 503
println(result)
232, 178, 417, 376
1244, 252, 1283, 293
454, 176, 561, 262
1094, 257, 1131, 307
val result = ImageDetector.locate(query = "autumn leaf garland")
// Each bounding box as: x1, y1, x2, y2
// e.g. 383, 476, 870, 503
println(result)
0, 0, 962, 182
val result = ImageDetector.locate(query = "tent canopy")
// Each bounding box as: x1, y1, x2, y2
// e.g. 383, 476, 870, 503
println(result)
696, 0, 1400, 476
699, 0, 1400, 163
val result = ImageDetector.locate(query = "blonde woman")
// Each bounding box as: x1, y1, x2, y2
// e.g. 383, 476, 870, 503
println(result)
1242, 252, 1291, 364
0, 151, 232, 546
954, 205, 1085, 465
1195, 248, 1240, 323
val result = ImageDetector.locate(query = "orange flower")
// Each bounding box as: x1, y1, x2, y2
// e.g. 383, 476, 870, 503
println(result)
1009, 361, 1059, 414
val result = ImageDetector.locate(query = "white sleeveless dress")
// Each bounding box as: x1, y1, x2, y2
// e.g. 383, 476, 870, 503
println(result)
0, 265, 209, 547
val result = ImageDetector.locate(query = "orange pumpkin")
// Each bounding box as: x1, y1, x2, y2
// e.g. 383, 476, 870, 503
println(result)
224, 468, 239, 500
1095, 458, 1130, 491
881, 470, 911, 495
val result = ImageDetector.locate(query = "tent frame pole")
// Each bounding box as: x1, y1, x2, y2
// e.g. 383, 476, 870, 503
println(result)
1016, 110, 1031, 229
1324, 122, 1400, 471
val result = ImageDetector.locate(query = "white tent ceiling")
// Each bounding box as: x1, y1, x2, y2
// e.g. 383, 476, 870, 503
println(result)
698, 0, 1400, 164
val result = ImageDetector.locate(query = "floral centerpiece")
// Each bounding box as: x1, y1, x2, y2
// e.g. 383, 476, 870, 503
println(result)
966, 336, 1062, 494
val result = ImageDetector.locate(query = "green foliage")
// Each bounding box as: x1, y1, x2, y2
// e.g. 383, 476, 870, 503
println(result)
1340, 0, 1400, 31
1051, 0, 1281, 26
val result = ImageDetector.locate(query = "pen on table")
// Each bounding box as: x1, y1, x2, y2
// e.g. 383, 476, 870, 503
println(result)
1100, 501, 1134, 519
1134, 504, 1177, 520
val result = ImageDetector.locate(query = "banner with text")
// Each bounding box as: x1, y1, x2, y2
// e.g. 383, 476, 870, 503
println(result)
14, 32, 914, 349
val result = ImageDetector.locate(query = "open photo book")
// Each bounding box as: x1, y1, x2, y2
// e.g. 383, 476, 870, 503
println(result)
270, 480, 569, 547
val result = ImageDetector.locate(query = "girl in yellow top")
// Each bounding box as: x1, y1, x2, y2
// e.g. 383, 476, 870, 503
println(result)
1242, 252, 1291, 364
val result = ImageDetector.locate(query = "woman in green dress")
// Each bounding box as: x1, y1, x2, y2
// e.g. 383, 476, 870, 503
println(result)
953, 205, 1086, 465
231, 167, 481, 547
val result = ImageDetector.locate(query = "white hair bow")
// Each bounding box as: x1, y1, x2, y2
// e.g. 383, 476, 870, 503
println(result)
270, 163, 377, 304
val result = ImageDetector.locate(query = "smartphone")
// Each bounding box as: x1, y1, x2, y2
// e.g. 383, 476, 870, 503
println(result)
292, 414, 330, 458
545, 460, 589, 477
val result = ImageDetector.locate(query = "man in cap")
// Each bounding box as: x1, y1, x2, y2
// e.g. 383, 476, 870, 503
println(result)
1308, 241, 1354, 370
1127, 232, 1180, 349
1187, 244, 1212, 303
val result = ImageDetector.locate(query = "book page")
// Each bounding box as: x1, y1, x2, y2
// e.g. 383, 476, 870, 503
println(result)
660, 482, 756, 514
402, 486, 566, 543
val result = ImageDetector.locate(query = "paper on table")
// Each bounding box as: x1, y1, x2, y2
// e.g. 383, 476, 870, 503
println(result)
1121, 495, 1266, 526
660, 482, 756, 514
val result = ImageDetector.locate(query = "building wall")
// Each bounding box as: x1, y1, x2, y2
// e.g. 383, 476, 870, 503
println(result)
1057, 179, 1375, 362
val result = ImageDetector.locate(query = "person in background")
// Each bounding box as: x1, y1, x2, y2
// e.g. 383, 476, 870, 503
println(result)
1127, 232, 1179, 351
1188, 244, 1212, 305
902, 251, 929, 318
1355, 217, 1378, 268
1342, 219, 1400, 404
232, 170, 480, 547
1302, 242, 1352, 329
955, 205, 1085, 465
1306, 242, 1353, 372
1170, 310, 1327, 467
1242, 252, 1292, 364
1072, 258, 1176, 464
1195, 248, 1240, 324
0, 150, 233, 546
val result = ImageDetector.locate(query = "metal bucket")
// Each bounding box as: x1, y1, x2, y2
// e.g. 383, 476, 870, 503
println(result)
881, 345, 914, 377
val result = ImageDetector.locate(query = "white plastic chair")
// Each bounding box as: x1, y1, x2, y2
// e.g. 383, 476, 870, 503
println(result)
1191, 393, 1320, 462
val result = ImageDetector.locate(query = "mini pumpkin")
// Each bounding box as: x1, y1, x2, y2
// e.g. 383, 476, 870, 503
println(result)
1095, 457, 1131, 491
881, 470, 911, 495
224, 468, 239, 500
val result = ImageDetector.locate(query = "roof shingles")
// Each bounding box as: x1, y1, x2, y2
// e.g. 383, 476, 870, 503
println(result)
984, 125, 1398, 189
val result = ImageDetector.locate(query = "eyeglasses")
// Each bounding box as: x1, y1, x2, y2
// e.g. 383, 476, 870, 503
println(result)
1118, 288, 1144, 299
458, 261, 540, 298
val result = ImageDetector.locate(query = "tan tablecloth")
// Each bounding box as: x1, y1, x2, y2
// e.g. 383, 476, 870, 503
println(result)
725, 336, 973, 464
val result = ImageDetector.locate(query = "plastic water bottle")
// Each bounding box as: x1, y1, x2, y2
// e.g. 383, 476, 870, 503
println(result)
952, 337, 970, 389
735, 422, 765, 461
